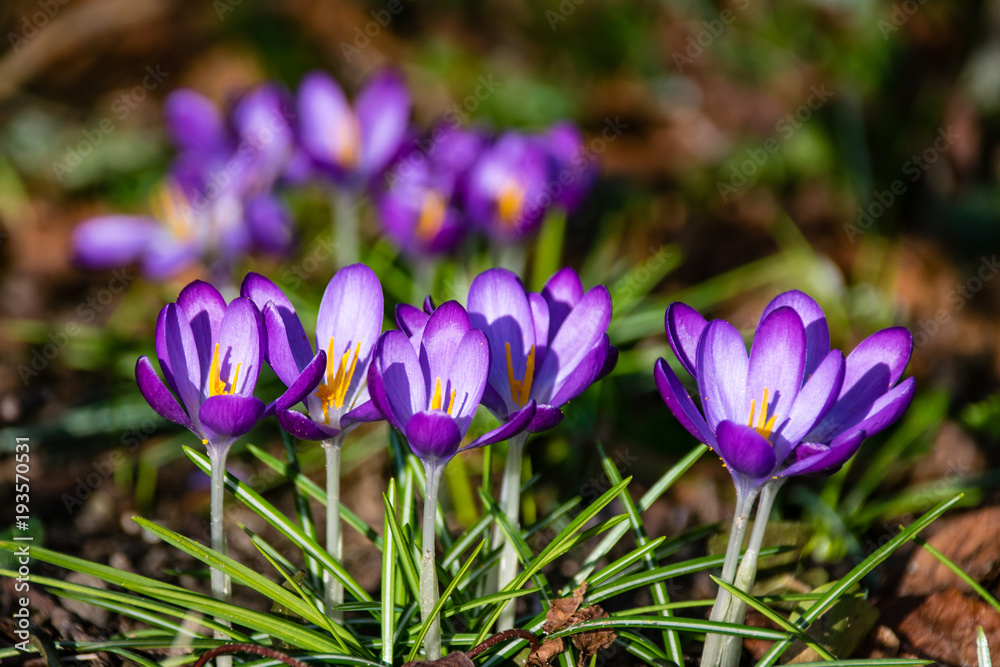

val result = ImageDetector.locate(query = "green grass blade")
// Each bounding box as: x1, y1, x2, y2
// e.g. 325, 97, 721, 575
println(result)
543, 616, 788, 641
382, 491, 421, 601
755, 494, 963, 667
406, 540, 486, 661
280, 431, 322, 591
589, 537, 666, 586
184, 446, 374, 606
712, 576, 836, 661
382, 479, 398, 666
978, 626, 991, 667
912, 535, 1000, 615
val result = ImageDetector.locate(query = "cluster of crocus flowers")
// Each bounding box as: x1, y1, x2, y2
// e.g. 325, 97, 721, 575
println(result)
654, 290, 914, 667
74, 85, 297, 284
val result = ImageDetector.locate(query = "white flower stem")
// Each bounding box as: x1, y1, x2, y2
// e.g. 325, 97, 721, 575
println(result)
716, 478, 785, 667
420, 461, 445, 659
208, 446, 232, 667
323, 434, 345, 622
701, 484, 758, 667
495, 431, 528, 630
333, 190, 359, 268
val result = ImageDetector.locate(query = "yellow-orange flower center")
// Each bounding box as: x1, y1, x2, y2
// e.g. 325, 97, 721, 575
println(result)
207, 343, 241, 397
498, 180, 525, 228
335, 117, 361, 167
150, 181, 194, 241
314, 338, 362, 424
505, 342, 535, 408
430, 377, 456, 414
415, 191, 447, 241
747, 387, 777, 440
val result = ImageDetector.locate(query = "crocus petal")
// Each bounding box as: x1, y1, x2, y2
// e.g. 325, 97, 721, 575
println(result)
245, 195, 294, 255
277, 408, 339, 442
780, 430, 865, 478
163, 89, 228, 156
547, 337, 609, 408
199, 394, 266, 446
368, 330, 425, 431
269, 351, 326, 415
761, 290, 829, 377
665, 302, 707, 380
596, 340, 618, 381
716, 420, 777, 480
654, 358, 716, 447
298, 71, 354, 171
420, 301, 473, 399
135, 356, 193, 430
841, 327, 913, 396
443, 328, 490, 435
480, 382, 511, 422
771, 349, 844, 462
405, 410, 461, 463
528, 293, 550, 369
468, 268, 535, 411
744, 306, 805, 428
542, 267, 584, 336
534, 285, 612, 403
843, 376, 916, 440
696, 320, 748, 428
141, 239, 197, 280
177, 280, 227, 386
158, 303, 203, 419
356, 70, 411, 179
340, 399, 384, 430
217, 298, 264, 396
241, 271, 295, 312
73, 216, 159, 270
316, 263, 384, 408
463, 400, 537, 449
395, 303, 429, 338
526, 404, 564, 433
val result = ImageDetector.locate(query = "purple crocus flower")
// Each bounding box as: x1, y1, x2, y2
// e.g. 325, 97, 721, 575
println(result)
297, 70, 411, 188
241, 266, 385, 441
377, 125, 484, 255
135, 280, 325, 452
539, 122, 597, 212
467, 267, 617, 433
655, 290, 916, 494
74, 85, 295, 279
465, 131, 552, 242
368, 300, 535, 465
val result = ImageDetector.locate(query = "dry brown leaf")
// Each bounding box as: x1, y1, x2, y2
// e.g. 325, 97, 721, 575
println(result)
527, 638, 564, 667
542, 582, 587, 634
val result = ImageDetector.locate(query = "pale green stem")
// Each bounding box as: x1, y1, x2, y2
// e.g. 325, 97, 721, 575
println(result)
208, 446, 232, 667
413, 258, 435, 305
701, 484, 758, 667
495, 431, 529, 630
333, 190, 359, 268
323, 434, 345, 622
716, 478, 785, 667
420, 461, 444, 659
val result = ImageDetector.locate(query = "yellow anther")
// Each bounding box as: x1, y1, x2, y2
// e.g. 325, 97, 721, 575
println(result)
504, 342, 536, 408
415, 191, 447, 241
498, 180, 525, 227
335, 117, 361, 167
150, 181, 194, 241
207, 343, 240, 397
429, 377, 456, 414
313, 338, 363, 424
747, 387, 778, 440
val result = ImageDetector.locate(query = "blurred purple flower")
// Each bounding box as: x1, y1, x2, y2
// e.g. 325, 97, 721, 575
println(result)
74, 85, 296, 279
539, 122, 597, 212
368, 300, 535, 465
135, 280, 324, 453
297, 70, 411, 188
655, 290, 915, 494
467, 267, 616, 433
241, 266, 385, 441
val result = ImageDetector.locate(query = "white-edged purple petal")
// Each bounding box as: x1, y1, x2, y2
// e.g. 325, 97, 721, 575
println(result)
405, 410, 461, 463
761, 290, 829, 377
135, 356, 192, 430
665, 302, 707, 380
716, 420, 777, 480
654, 358, 716, 448
744, 306, 806, 430
696, 320, 748, 428
368, 330, 425, 431
533, 285, 611, 402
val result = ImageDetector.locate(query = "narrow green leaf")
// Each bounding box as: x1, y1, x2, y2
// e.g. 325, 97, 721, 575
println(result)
978, 626, 991, 667
913, 535, 1000, 616
589, 537, 666, 586
543, 616, 787, 641
382, 479, 398, 666
382, 491, 421, 601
